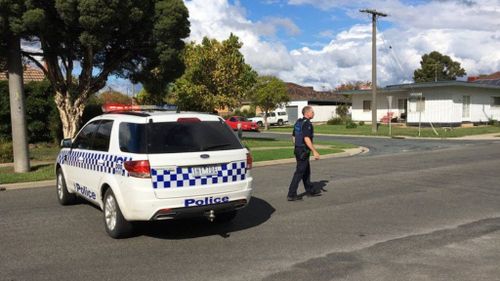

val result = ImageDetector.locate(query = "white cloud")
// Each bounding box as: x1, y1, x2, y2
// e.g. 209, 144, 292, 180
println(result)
185, 0, 500, 90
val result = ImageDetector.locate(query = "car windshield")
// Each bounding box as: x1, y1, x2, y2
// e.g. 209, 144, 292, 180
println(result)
119, 120, 243, 154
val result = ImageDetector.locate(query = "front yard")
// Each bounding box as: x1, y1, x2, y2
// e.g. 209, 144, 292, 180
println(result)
270, 124, 500, 138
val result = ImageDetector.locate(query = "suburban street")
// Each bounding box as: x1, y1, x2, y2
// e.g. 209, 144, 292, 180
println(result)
1, 136, 500, 281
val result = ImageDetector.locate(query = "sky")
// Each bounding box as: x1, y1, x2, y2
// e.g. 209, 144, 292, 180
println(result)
172, 0, 500, 91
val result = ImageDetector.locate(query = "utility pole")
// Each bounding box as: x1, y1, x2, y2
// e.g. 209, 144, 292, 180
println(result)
7, 36, 30, 172
360, 9, 387, 133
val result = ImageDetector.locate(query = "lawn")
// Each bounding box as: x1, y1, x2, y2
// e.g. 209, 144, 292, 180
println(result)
241, 137, 357, 149
0, 164, 55, 184
270, 124, 500, 138
251, 148, 342, 162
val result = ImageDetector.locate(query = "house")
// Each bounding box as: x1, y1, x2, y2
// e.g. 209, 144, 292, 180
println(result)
0, 64, 46, 82
347, 77, 500, 127
282, 83, 351, 123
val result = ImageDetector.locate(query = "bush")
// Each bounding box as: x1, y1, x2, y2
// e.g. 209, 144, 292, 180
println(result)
0, 141, 13, 163
335, 104, 349, 121
359, 121, 365, 126
345, 120, 358, 129
0, 80, 61, 143
487, 119, 499, 127
327, 117, 344, 125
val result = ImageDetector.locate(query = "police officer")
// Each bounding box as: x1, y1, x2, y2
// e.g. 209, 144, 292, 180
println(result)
287, 106, 320, 201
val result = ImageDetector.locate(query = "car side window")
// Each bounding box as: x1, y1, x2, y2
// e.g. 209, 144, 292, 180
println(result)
92, 120, 114, 152
230, 117, 237, 122
270, 112, 276, 117
72, 121, 100, 150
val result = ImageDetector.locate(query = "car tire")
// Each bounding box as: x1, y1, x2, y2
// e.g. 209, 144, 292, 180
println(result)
257, 121, 263, 127
56, 169, 77, 205
214, 210, 237, 223
103, 188, 134, 239
277, 119, 283, 126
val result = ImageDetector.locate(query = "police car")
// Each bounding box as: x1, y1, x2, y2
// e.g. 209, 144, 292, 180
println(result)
55, 104, 253, 238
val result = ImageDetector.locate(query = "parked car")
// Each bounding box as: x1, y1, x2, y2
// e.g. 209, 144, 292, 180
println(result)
56, 104, 253, 238
225, 116, 259, 131
248, 111, 288, 127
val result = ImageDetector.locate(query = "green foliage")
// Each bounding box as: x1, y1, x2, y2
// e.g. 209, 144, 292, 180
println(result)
250, 75, 288, 115
327, 117, 344, 125
1, 0, 190, 137
0, 80, 61, 143
172, 34, 258, 112
335, 104, 349, 121
413, 51, 466, 82
359, 121, 365, 126
345, 119, 357, 129
0, 141, 13, 162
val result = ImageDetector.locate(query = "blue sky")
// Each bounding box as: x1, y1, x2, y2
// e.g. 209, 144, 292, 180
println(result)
108, 0, 500, 92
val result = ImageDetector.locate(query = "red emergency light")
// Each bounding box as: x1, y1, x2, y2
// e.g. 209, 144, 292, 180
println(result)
102, 103, 142, 113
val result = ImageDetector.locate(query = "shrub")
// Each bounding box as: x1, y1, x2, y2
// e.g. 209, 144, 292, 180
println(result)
0, 141, 13, 163
345, 120, 358, 129
335, 104, 349, 121
327, 117, 344, 125
359, 121, 365, 126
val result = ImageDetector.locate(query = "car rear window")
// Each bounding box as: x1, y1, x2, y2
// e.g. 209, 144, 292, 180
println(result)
119, 120, 242, 154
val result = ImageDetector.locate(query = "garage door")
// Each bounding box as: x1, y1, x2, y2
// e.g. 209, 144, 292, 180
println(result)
286, 106, 298, 124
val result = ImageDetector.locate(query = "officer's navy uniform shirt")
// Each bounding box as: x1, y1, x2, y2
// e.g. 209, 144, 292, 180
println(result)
293, 118, 313, 147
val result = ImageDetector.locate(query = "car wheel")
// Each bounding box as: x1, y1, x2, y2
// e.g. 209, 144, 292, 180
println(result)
103, 188, 133, 239
257, 121, 263, 127
277, 119, 283, 126
56, 169, 77, 205
214, 210, 237, 223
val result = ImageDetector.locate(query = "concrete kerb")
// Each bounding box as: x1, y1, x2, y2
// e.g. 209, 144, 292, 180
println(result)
0, 146, 369, 191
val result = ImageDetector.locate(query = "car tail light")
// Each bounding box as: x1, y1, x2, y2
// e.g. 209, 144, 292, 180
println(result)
246, 152, 253, 170
177, 117, 201, 123
124, 160, 151, 178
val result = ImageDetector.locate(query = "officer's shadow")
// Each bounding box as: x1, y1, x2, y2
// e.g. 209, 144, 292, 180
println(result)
136, 196, 275, 240
297, 180, 329, 198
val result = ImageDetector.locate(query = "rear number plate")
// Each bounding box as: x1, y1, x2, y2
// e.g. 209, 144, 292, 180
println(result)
192, 165, 219, 177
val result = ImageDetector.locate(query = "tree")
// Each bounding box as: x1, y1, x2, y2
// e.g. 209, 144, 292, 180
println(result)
413, 51, 466, 82
172, 34, 258, 112
0, 1, 30, 172
335, 81, 371, 91
98, 90, 132, 105
250, 76, 289, 130
1, 0, 190, 138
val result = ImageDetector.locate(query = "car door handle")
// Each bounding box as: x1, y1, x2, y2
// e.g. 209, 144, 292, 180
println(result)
97, 159, 104, 165
78, 157, 84, 163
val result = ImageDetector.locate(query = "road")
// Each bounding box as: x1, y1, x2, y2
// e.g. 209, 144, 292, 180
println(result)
1, 137, 500, 281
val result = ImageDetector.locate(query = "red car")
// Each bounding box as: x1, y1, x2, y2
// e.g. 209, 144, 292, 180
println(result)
225, 116, 259, 131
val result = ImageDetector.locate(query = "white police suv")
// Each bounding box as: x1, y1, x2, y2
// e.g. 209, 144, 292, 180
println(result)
55, 104, 253, 238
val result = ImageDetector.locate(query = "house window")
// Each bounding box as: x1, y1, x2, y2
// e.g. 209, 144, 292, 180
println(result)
416, 97, 425, 112
398, 99, 406, 111
363, 100, 371, 112
493, 97, 500, 107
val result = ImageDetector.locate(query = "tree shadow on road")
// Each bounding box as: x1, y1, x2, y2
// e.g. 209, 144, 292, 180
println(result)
135, 196, 275, 240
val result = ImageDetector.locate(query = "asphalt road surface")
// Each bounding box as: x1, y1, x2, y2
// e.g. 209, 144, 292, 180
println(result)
1, 137, 500, 281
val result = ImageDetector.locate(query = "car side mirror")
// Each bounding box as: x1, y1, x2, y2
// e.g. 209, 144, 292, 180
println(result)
60, 138, 72, 148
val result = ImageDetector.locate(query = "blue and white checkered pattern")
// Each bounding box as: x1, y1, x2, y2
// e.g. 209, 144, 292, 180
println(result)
57, 150, 132, 176
151, 161, 247, 189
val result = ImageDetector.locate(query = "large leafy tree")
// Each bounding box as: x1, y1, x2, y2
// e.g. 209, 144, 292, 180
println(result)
1, 0, 189, 138
413, 51, 466, 82
250, 75, 289, 130
172, 34, 257, 112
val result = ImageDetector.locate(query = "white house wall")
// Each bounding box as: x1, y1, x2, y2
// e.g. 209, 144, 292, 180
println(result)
352, 92, 407, 122
310, 105, 339, 122
352, 86, 500, 124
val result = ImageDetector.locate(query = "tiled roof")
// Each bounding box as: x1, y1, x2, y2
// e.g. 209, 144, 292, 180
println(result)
286, 82, 351, 103
0, 65, 46, 82
471, 71, 500, 86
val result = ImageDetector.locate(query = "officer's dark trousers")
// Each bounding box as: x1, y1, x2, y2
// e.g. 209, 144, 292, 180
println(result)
288, 146, 312, 197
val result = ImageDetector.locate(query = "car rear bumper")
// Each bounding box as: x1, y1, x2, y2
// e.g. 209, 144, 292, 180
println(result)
118, 178, 253, 221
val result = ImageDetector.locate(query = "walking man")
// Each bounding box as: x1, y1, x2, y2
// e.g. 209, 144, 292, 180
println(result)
287, 106, 320, 201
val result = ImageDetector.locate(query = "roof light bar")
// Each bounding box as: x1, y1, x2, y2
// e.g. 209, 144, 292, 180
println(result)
102, 103, 177, 113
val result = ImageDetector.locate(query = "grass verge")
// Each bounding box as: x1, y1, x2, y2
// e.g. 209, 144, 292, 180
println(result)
270, 124, 500, 138
251, 148, 342, 162
0, 164, 55, 184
